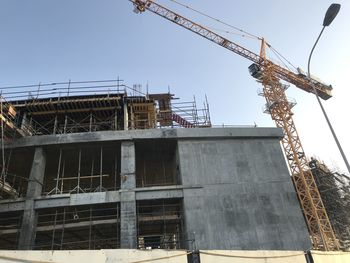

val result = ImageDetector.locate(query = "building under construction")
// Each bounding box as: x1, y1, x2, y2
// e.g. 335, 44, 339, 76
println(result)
0, 79, 317, 251
309, 159, 350, 249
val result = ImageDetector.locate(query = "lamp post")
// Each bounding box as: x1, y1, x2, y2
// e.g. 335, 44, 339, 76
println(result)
307, 3, 350, 174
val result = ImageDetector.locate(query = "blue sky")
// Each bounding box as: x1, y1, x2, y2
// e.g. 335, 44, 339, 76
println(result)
0, 0, 349, 173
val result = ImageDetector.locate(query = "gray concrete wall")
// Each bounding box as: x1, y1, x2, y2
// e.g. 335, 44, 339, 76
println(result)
178, 138, 311, 250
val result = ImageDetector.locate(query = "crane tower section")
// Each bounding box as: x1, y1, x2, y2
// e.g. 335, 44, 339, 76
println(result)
256, 61, 338, 250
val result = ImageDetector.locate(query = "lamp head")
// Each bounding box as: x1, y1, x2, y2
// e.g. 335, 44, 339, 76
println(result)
323, 4, 341, 26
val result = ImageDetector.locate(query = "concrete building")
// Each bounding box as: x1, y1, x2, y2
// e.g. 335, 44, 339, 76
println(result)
0, 81, 311, 251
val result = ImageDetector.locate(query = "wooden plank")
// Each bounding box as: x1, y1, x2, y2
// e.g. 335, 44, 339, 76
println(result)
28, 106, 118, 115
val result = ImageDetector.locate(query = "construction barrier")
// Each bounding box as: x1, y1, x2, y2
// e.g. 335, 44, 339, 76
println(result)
311, 250, 350, 263
0, 249, 188, 263
200, 250, 307, 263
1, 249, 350, 263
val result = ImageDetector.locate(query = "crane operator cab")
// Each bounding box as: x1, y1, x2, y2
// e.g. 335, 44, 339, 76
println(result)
248, 63, 263, 80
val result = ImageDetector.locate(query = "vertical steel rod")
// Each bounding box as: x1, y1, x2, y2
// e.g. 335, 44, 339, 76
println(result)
60, 207, 66, 250
51, 210, 58, 251
114, 110, 118, 130
60, 159, 65, 194
77, 149, 81, 193
53, 115, 58, 134
114, 153, 117, 191
100, 147, 103, 191
90, 157, 95, 192
89, 207, 92, 249
63, 115, 68, 134
55, 149, 62, 194
89, 112, 93, 132
117, 203, 119, 248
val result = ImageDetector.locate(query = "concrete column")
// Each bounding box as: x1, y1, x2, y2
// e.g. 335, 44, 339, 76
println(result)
121, 141, 136, 190
26, 147, 46, 198
18, 200, 36, 250
120, 141, 137, 248
18, 147, 46, 249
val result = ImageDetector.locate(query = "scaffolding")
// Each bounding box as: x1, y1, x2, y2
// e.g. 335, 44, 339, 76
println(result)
0, 81, 196, 250
0, 211, 22, 249
0, 79, 211, 199
34, 204, 121, 250
309, 158, 350, 250
136, 199, 187, 250
0, 96, 30, 140
0, 80, 211, 138
0, 173, 22, 199
136, 140, 178, 188
0, 96, 32, 199
0, 200, 193, 250
43, 144, 121, 196
0, 148, 33, 199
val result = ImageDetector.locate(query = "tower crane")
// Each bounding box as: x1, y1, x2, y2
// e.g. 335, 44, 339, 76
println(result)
129, 0, 339, 250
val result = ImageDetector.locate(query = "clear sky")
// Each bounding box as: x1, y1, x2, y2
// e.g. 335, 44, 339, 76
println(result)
0, 0, 349, 173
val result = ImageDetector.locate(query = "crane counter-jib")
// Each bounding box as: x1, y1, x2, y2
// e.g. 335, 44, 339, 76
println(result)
130, 0, 333, 100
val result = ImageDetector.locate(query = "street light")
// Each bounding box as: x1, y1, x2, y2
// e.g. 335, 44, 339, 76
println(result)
307, 3, 350, 174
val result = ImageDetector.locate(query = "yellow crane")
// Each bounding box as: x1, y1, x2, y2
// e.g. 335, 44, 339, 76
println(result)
129, 0, 339, 250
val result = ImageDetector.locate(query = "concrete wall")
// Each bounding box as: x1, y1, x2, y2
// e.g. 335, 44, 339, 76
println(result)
200, 250, 307, 263
311, 251, 350, 263
178, 138, 311, 250
0, 250, 188, 263
1, 250, 349, 263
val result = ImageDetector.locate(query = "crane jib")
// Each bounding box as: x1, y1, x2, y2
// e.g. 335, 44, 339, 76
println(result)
131, 0, 332, 100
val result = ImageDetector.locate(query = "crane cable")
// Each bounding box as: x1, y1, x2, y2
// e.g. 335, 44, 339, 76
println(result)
267, 42, 298, 71
167, 0, 261, 40
204, 26, 258, 39
165, 0, 300, 73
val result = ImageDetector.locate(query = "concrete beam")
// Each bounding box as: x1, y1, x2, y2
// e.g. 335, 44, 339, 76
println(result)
34, 191, 122, 209
0, 218, 119, 235
135, 186, 183, 200
5, 127, 283, 149
0, 215, 181, 235
0, 199, 25, 212
34, 195, 70, 209
0, 188, 183, 213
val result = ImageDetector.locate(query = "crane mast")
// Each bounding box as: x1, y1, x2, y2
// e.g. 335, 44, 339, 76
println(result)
259, 40, 338, 250
130, 0, 339, 250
